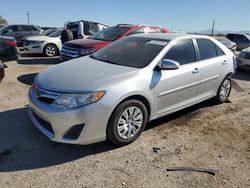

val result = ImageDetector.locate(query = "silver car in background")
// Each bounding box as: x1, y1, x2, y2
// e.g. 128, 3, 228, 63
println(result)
28, 33, 236, 146
238, 46, 250, 71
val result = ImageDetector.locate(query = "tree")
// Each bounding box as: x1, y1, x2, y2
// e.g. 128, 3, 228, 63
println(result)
0, 15, 7, 25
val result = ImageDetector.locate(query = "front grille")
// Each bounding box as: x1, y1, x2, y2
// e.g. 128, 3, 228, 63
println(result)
38, 97, 55, 104
63, 124, 85, 140
33, 112, 55, 135
60, 46, 80, 58
33, 85, 59, 104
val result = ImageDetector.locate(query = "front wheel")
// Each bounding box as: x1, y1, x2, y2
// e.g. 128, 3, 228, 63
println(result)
43, 44, 58, 57
213, 76, 232, 104
107, 100, 148, 146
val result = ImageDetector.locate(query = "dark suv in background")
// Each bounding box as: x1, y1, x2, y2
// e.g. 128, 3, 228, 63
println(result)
60, 24, 169, 61
0, 24, 43, 46
226, 33, 250, 51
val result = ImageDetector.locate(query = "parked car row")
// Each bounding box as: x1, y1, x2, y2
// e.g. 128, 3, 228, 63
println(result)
60, 24, 169, 61
0, 24, 43, 46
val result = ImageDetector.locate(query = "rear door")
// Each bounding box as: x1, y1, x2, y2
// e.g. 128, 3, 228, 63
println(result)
154, 39, 200, 116
195, 38, 228, 100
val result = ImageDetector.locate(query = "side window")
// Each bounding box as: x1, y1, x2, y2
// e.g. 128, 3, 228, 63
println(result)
216, 45, 225, 56
20, 25, 31, 31
164, 39, 196, 65
196, 39, 218, 60
126, 28, 144, 36
240, 35, 249, 42
2, 25, 18, 35
31, 26, 38, 31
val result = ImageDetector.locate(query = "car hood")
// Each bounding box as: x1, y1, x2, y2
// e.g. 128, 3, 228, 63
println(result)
37, 56, 138, 92
25, 35, 56, 41
64, 38, 110, 48
242, 47, 250, 54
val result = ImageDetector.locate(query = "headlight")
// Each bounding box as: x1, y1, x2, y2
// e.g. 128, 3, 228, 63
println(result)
79, 48, 96, 55
54, 91, 105, 109
33, 41, 44, 44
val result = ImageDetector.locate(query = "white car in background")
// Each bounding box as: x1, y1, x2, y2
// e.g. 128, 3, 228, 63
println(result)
23, 29, 62, 57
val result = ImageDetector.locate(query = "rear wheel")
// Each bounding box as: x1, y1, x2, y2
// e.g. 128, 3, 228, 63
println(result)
43, 44, 58, 57
107, 100, 148, 146
213, 76, 232, 104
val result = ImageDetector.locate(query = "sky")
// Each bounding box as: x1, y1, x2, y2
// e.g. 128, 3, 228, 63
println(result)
0, 0, 249, 32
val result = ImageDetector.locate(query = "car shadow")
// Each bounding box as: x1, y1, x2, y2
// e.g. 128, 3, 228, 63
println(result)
0, 99, 222, 172
145, 99, 219, 130
17, 53, 60, 65
232, 70, 250, 81
17, 73, 38, 85
0, 107, 116, 172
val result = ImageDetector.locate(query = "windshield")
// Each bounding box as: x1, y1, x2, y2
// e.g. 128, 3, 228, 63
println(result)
42, 29, 57, 36
90, 37, 169, 68
48, 29, 62, 37
89, 27, 129, 41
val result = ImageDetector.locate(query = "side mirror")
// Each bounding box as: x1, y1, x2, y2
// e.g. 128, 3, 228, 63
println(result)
160, 59, 180, 70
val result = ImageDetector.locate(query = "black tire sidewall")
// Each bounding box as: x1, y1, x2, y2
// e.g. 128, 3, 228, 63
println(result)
107, 100, 148, 146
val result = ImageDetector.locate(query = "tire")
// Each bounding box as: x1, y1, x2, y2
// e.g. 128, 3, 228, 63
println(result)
43, 44, 58, 57
107, 100, 148, 146
213, 76, 232, 104
61, 29, 73, 44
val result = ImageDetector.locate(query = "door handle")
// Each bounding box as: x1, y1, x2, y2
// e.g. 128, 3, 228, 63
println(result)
222, 60, 227, 65
192, 68, 199, 74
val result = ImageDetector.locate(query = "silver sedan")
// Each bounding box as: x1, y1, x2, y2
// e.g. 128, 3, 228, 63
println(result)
28, 33, 236, 146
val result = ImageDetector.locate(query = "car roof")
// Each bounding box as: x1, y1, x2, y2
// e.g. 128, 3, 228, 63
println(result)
130, 33, 206, 41
116, 24, 166, 29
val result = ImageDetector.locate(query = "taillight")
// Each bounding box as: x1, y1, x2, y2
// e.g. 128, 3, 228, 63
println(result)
4, 41, 17, 46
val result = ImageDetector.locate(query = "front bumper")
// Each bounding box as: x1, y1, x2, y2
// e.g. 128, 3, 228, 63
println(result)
28, 87, 112, 145
23, 43, 44, 54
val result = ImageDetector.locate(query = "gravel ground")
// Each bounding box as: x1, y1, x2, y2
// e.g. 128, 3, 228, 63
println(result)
0, 55, 250, 188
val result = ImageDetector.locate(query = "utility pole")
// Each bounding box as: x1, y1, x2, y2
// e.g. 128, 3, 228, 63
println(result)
27, 11, 30, 26
211, 19, 215, 36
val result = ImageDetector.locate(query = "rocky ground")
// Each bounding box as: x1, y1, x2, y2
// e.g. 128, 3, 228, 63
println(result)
0, 54, 249, 188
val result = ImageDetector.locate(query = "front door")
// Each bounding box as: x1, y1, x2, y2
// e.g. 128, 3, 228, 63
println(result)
154, 39, 200, 116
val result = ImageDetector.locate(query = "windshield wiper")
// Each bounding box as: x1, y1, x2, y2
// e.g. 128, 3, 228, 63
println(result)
90, 55, 118, 65
100, 58, 119, 65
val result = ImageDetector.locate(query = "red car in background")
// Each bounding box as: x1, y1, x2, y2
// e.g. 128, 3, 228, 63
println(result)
60, 24, 169, 61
